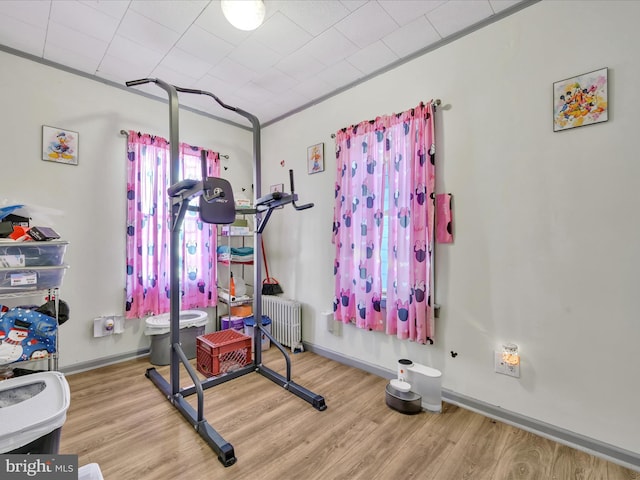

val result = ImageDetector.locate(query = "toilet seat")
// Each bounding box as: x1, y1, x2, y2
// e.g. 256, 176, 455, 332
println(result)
144, 310, 208, 335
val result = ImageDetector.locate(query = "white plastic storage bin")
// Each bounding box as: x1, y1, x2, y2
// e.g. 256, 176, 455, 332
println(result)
0, 265, 68, 292
0, 240, 68, 267
0, 371, 71, 454
145, 310, 209, 366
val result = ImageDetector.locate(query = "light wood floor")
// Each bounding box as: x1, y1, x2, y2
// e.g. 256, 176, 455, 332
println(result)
60, 349, 638, 480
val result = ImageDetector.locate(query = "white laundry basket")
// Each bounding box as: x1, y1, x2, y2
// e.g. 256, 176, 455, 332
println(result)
145, 310, 208, 365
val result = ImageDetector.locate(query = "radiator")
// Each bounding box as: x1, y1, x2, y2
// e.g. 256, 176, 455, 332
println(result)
261, 296, 303, 352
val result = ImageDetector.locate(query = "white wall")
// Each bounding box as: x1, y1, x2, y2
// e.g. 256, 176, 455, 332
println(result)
0, 51, 253, 367
260, 1, 640, 455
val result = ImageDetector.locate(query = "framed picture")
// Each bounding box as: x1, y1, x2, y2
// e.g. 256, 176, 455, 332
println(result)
270, 183, 284, 208
42, 125, 79, 165
307, 142, 324, 174
553, 68, 608, 132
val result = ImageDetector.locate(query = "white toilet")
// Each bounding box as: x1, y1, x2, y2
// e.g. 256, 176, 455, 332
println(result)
145, 310, 209, 365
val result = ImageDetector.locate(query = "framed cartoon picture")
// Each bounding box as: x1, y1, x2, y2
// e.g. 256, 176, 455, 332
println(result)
553, 68, 608, 132
42, 126, 79, 165
270, 183, 284, 209
307, 142, 324, 174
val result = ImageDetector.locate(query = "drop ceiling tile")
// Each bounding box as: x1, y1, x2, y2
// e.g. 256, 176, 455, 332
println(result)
161, 48, 214, 79
44, 44, 102, 75
427, 0, 494, 38
193, 73, 240, 99
207, 57, 255, 86
250, 12, 313, 56
0, 16, 46, 56
275, 50, 327, 82
273, 0, 350, 36
302, 28, 359, 66
339, 0, 368, 12
98, 54, 152, 83
129, 0, 208, 34
271, 89, 312, 111
118, 8, 181, 54
194, 2, 252, 47
104, 34, 165, 72
175, 25, 234, 65
46, 21, 109, 65
377, 0, 446, 26
232, 81, 273, 104
227, 38, 283, 73
346, 40, 399, 76
335, 1, 399, 49
383, 15, 442, 58
293, 76, 335, 100
50, 1, 120, 43
0, 1, 50, 28
316, 59, 364, 88
150, 63, 200, 88
79, 0, 129, 20
252, 68, 298, 95
490, 0, 524, 14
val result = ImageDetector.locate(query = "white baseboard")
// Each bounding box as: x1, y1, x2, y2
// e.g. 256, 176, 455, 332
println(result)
60, 349, 150, 376
303, 342, 640, 473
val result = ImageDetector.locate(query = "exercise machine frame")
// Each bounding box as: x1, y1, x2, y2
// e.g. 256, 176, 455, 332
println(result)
125, 78, 326, 468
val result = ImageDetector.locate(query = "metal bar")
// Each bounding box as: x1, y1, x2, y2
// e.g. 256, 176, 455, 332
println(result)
180, 365, 255, 397
145, 366, 236, 467
172, 343, 204, 421
257, 365, 327, 411
259, 326, 291, 381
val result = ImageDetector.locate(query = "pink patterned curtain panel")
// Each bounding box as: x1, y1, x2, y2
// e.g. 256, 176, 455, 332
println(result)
125, 131, 220, 319
332, 102, 436, 344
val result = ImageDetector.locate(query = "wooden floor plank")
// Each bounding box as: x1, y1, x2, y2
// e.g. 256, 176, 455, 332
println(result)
57, 349, 638, 480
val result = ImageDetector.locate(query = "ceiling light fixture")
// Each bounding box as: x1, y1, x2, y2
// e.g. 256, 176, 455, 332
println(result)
221, 0, 266, 31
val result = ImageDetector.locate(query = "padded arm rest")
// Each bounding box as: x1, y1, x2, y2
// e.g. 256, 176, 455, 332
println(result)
168, 179, 199, 197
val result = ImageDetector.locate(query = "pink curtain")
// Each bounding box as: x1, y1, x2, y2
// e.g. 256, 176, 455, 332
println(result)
125, 132, 220, 319
332, 102, 436, 343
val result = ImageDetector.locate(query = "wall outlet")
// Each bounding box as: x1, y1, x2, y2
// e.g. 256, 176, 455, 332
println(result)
494, 351, 520, 378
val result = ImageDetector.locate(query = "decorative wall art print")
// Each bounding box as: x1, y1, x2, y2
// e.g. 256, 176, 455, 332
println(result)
42, 126, 79, 165
553, 68, 608, 132
270, 183, 284, 209
307, 142, 324, 174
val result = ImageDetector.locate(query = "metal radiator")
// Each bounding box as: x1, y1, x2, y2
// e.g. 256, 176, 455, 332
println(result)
261, 296, 303, 352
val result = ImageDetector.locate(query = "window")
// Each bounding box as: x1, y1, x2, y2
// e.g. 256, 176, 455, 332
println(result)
124, 132, 221, 319
332, 102, 436, 343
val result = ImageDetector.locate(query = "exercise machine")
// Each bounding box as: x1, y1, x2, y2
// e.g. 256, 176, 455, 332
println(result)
125, 78, 326, 467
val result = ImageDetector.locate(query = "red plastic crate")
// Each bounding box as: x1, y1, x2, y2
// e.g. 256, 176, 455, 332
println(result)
196, 329, 252, 377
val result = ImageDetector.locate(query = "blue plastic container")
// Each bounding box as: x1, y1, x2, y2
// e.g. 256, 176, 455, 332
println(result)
243, 315, 272, 351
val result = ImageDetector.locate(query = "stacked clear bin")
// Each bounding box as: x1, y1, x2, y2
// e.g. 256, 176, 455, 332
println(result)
0, 240, 68, 371
0, 241, 69, 292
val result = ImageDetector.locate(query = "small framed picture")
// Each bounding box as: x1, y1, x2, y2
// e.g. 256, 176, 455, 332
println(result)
270, 183, 284, 194
553, 68, 608, 132
270, 183, 284, 208
42, 125, 79, 165
307, 142, 324, 174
